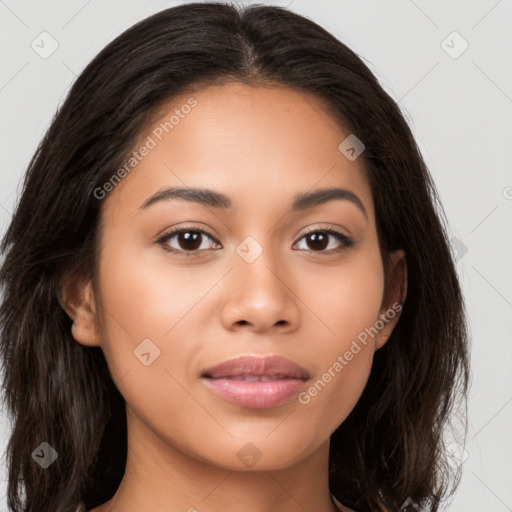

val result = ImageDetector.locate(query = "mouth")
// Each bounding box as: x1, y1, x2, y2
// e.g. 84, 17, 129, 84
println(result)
201, 355, 310, 409
207, 375, 297, 381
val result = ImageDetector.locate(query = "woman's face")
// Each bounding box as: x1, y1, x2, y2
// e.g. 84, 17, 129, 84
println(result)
73, 82, 405, 471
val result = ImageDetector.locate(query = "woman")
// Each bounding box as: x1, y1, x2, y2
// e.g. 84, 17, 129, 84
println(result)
0, 3, 470, 511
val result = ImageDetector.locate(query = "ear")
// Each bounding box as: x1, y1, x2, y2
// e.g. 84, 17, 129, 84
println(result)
376, 249, 407, 350
58, 273, 101, 347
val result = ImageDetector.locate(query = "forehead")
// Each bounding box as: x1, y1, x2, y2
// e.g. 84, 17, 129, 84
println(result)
101, 82, 374, 223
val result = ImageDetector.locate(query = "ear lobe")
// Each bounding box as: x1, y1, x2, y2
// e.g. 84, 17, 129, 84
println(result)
376, 249, 408, 349
390, 249, 407, 306
58, 274, 100, 347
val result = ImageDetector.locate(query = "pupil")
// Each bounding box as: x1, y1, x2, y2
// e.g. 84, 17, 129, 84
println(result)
308, 232, 328, 251
175, 231, 330, 252
179, 231, 202, 251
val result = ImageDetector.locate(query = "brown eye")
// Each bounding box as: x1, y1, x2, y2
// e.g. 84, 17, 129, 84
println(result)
304, 232, 329, 251
157, 227, 220, 255
172, 231, 203, 251
156, 226, 354, 256
295, 230, 354, 253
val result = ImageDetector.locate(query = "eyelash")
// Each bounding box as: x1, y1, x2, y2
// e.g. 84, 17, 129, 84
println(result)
156, 224, 355, 257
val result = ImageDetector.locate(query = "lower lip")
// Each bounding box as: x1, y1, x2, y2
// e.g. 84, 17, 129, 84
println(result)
202, 377, 307, 409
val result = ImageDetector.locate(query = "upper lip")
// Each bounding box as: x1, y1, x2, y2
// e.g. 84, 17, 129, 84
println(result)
202, 355, 310, 379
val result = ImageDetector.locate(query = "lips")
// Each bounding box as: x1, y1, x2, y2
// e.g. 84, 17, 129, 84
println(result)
201, 355, 310, 380
201, 355, 310, 409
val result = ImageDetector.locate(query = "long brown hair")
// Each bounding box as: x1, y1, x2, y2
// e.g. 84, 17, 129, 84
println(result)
0, 3, 470, 511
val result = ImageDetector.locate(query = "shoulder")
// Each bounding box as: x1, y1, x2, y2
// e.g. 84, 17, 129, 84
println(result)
75, 502, 102, 512
331, 494, 357, 512
338, 505, 357, 512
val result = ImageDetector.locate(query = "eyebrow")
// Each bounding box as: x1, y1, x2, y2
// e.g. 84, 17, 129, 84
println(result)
139, 186, 368, 219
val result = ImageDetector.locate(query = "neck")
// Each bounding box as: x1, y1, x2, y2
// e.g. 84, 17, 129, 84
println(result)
95, 408, 341, 512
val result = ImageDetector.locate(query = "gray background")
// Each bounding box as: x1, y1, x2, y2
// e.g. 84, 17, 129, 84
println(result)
1, 0, 511, 510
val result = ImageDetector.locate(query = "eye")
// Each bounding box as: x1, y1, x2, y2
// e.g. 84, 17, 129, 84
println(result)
294, 228, 354, 253
156, 226, 220, 255
156, 225, 354, 256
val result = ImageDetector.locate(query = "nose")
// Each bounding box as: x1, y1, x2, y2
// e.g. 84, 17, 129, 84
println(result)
220, 246, 300, 335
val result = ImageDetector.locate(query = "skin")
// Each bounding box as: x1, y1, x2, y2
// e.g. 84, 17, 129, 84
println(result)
60, 82, 407, 512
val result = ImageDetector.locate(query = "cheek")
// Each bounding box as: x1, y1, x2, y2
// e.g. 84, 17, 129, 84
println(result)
93, 237, 184, 378
301, 242, 385, 344
93, 244, 214, 443
93, 222, 386, 459
94, 235, 226, 416
97, 234, 215, 340
294, 246, 384, 425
